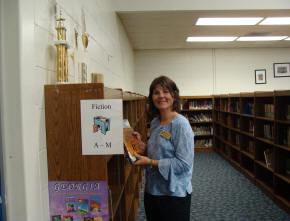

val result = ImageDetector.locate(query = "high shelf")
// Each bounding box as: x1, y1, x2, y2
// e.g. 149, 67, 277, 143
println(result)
45, 83, 147, 221
180, 96, 213, 152
213, 90, 290, 213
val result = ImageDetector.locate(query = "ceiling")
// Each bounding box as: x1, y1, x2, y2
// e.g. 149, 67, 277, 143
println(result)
117, 9, 290, 50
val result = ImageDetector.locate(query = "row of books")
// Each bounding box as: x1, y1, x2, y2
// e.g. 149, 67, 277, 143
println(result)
234, 134, 240, 145
225, 133, 240, 145
287, 105, 290, 120
192, 126, 213, 136
219, 102, 254, 115
280, 126, 290, 146
231, 118, 240, 129
264, 104, 274, 118
181, 100, 212, 110
186, 113, 212, 123
264, 124, 274, 140
248, 120, 254, 134
243, 140, 254, 154
243, 103, 254, 115
195, 139, 212, 147
229, 102, 240, 113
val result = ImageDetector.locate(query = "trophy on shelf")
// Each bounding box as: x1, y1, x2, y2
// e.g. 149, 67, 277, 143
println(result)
81, 7, 89, 49
55, 10, 69, 83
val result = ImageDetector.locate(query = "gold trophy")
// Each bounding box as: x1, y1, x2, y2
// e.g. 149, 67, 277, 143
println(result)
55, 11, 69, 83
81, 7, 89, 49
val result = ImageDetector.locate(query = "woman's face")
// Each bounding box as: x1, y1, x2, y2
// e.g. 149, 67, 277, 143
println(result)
152, 84, 174, 112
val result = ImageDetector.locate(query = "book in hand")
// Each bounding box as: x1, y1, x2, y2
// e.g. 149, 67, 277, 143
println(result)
123, 128, 141, 163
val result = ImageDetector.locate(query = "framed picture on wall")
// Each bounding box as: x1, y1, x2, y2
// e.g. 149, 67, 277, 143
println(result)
274, 63, 290, 78
255, 69, 266, 84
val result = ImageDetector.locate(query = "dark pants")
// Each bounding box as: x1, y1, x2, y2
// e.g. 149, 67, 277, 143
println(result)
144, 192, 191, 221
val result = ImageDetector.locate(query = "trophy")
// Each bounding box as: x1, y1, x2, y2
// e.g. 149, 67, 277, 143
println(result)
55, 10, 69, 83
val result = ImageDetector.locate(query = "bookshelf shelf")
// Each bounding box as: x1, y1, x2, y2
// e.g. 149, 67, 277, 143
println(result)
181, 96, 213, 152
213, 90, 290, 213
45, 84, 147, 221
275, 173, 290, 184
275, 143, 290, 151
190, 121, 212, 124
276, 120, 290, 125
240, 114, 254, 118
241, 150, 254, 160
181, 109, 212, 111
255, 116, 275, 122
255, 178, 274, 194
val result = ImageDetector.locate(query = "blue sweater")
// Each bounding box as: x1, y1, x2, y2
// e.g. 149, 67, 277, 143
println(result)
145, 114, 194, 197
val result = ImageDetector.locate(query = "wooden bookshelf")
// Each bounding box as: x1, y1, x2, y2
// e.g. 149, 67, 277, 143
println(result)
213, 90, 290, 214
45, 83, 147, 221
180, 96, 213, 152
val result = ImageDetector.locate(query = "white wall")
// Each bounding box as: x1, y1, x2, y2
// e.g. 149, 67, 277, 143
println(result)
134, 48, 290, 96
114, 0, 290, 11
215, 48, 290, 93
1, 0, 28, 221
0, 0, 135, 220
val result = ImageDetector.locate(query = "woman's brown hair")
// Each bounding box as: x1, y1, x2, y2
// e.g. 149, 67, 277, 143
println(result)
148, 75, 180, 118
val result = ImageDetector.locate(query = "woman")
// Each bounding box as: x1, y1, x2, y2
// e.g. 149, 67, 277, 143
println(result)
134, 75, 194, 221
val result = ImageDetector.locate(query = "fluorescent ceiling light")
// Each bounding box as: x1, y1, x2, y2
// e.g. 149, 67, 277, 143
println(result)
186, 36, 237, 42
284, 37, 290, 41
196, 17, 263, 26
260, 17, 290, 25
237, 36, 288, 41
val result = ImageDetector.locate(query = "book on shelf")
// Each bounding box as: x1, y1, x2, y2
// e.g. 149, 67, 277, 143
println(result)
227, 132, 231, 142
192, 126, 213, 136
264, 104, 274, 118
249, 120, 254, 134
235, 134, 240, 145
195, 139, 212, 147
263, 124, 274, 140
243, 103, 253, 115
235, 118, 240, 129
227, 116, 231, 125
287, 105, 290, 120
281, 127, 290, 146
264, 149, 273, 169
230, 101, 240, 112
221, 100, 228, 112
188, 113, 212, 123
248, 140, 254, 154
286, 158, 290, 177
188, 100, 212, 110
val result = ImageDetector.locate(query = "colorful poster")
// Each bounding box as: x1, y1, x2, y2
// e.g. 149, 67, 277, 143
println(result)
80, 99, 123, 155
49, 181, 109, 221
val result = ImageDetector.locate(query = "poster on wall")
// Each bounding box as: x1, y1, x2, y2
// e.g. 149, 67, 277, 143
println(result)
48, 181, 109, 221
80, 99, 123, 155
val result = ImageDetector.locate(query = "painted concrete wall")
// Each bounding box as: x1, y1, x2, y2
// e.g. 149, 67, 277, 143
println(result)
0, 0, 135, 220
134, 48, 290, 96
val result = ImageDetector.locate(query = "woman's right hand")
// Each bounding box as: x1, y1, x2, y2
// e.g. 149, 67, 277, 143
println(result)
132, 131, 146, 154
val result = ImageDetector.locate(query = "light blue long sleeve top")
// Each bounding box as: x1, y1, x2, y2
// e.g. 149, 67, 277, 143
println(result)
145, 114, 194, 197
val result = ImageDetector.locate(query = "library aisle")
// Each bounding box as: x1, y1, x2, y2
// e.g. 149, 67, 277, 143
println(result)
136, 152, 290, 221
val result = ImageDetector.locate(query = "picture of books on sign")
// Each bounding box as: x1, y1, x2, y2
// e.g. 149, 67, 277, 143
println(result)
65, 196, 78, 213
49, 181, 109, 221
93, 116, 110, 135
62, 215, 73, 221
78, 199, 90, 214
123, 127, 142, 163
51, 215, 61, 221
